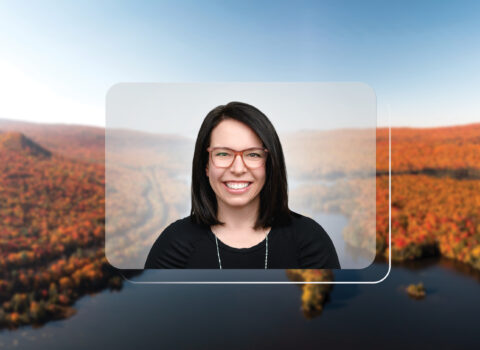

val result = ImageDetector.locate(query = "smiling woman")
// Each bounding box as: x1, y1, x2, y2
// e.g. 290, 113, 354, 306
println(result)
144, 102, 340, 269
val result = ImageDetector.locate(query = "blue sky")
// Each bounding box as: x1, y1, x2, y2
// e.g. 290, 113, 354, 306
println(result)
0, 0, 478, 127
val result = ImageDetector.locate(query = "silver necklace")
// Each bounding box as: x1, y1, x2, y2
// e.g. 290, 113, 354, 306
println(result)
213, 231, 269, 269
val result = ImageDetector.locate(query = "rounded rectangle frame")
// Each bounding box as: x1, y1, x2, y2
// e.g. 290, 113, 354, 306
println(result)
105, 82, 390, 284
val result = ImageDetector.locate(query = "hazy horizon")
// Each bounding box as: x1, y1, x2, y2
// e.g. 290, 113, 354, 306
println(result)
2, 117, 378, 142
2, 116, 479, 133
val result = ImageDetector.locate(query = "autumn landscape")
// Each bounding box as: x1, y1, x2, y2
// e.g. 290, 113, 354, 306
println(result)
1, 120, 479, 327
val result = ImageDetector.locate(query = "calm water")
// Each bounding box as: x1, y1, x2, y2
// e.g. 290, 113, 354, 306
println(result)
0, 259, 478, 349
1, 193, 476, 348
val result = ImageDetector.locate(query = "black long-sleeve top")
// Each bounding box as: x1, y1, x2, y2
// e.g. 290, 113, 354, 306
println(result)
144, 212, 340, 269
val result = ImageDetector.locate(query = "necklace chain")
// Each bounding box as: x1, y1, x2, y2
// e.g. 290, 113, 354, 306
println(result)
214, 231, 269, 269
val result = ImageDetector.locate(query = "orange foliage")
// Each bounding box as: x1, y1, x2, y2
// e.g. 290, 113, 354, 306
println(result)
0, 130, 120, 329
377, 124, 480, 173
376, 174, 480, 269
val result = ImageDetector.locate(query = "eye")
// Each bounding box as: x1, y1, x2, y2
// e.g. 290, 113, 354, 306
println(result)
246, 152, 261, 158
215, 152, 230, 157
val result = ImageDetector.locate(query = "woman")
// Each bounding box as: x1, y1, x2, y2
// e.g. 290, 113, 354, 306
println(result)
145, 102, 340, 269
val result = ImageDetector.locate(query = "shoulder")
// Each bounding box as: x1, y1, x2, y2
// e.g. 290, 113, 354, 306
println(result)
289, 212, 325, 231
286, 212, 341, 269
144, 216, 207, 268
286, 212, 329, 241
162, 216, 205, 239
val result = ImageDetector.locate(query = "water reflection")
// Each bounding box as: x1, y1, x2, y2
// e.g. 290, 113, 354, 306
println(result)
1, 261, 478, 349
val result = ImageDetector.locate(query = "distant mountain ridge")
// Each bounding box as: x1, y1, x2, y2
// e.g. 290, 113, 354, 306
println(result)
2, 119, 479, 175
0, 119, 194, 164
0, 119, 105, 162
0, 131, 51, 158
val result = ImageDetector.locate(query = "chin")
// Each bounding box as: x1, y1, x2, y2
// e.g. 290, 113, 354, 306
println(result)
222, 198, 253, 208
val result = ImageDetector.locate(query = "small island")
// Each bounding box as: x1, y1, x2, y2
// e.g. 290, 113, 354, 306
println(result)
406, 282, 426, 299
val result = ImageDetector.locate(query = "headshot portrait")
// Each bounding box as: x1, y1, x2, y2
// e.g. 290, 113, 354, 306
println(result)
105, 83, 377, 272
144, 102, 341, 269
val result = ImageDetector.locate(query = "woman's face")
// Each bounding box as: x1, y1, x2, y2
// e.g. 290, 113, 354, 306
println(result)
206, 119, 266, 210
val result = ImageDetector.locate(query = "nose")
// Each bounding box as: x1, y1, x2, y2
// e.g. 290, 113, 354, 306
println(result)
230, 154, 247, 174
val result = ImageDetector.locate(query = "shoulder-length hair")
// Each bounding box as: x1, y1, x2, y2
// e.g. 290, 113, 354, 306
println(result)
191, 101, 291, 229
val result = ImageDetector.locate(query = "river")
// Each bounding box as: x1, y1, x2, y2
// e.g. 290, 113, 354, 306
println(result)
0, 258, 478, 349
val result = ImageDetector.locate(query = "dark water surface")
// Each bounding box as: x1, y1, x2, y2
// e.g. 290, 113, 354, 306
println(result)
1, 259, 478, 349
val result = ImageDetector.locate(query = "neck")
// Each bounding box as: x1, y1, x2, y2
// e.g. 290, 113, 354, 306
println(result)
216, 197, 260, 231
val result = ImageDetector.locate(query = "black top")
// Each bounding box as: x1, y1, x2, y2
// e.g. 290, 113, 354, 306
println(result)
144, 212, 340, 269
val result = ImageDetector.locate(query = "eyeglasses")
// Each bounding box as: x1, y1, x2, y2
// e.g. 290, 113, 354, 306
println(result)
207, 147, 268, 169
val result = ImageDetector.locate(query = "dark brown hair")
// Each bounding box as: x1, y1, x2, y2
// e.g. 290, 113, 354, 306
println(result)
191, 101, 291, 229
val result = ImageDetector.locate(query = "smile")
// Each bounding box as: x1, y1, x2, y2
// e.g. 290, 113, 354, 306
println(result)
225, 182, 251, 189
222, 181, 252, 193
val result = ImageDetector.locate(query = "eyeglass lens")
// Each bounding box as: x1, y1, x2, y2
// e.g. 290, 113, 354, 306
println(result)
212, 148, 266, 168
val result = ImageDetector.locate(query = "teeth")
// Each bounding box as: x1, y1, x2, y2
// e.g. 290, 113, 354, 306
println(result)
226, 182, 250, 189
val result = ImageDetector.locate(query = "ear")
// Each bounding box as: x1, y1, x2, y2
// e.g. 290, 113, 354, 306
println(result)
205, 164, 209, 177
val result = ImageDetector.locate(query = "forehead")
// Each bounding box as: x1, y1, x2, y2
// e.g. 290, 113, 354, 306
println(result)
210, 119, 263, 149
